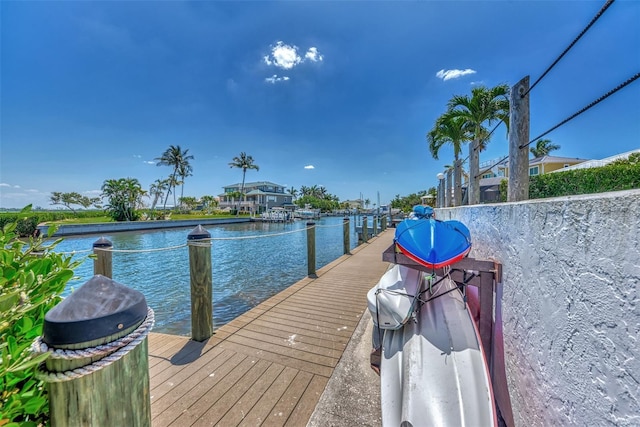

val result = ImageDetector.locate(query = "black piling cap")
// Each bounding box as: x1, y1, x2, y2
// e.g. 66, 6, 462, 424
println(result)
43, 275, 147, 346
92, 237, 113, 248
187, 225, 211, 240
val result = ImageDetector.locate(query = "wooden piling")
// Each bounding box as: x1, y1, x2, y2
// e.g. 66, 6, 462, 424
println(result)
306, 221, 316, 277
343, 217, 350, 255
362, 216, 368, 243
93, 237, 113, 278
43, 275, 151, 427
469, 139, 480, 205
187, 225, 213, 342
446, 168, 453, 207
508, 75, 530, 202
454, 159, 463, 207
373, 216, 378, 236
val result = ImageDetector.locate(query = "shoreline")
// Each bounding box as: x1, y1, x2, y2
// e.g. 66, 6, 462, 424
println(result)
38, 217, 253, 237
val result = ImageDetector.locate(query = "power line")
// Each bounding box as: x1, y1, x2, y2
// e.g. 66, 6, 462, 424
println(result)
520, 71, 640, 149
522, 0, 616, 98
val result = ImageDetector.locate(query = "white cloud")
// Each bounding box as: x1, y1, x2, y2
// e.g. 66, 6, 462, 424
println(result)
133, 154, 142, 158
0, 183, 10, 187
144, 160, 156, 165
264, 42, 302, 70
304, 165, 315, 170
263, 41, 324, 70
265, 75, 290, 84
14, 185, 21, 189
436, 68, 477, 81
304, 47, 324, 63
83, 190, 102, 196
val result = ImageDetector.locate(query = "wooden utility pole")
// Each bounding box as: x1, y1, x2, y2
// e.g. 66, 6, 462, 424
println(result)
508, 76, 530, 202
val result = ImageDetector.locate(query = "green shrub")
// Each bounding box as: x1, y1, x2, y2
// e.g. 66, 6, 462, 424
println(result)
0, 206, 81, 425
0, 211, 106, 237
530, 158, 640, 199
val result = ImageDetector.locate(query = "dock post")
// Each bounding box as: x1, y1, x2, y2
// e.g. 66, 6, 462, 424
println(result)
381, 215, 387, 230
188, 225, 213, 341
373, 216, 378, 236
306, 221, 316, 277
39, 275, 153, 426
362, 216, 368, 242
508, 75, 530, 202
343, 216, 350, 255
93, 237, 113, 278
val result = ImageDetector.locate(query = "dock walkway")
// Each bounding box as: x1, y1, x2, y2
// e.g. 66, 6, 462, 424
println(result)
148, 229, 393, 426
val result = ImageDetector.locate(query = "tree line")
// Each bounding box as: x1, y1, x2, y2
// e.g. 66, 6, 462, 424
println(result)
49, 148, 360, 221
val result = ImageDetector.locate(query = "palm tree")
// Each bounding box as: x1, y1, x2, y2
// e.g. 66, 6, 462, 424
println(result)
288, 187, 298, 201
427, 110, 472, 206
149, 178, 169, 211
155, 145, 194, 210
101, 178, 146, 221
177, 161, 193, 204
229, 152, 259, 215
530, 138, 560, 158
448, 84, 509, 205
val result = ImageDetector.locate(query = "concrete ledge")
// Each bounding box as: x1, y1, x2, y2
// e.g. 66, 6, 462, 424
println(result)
38, 217, 252, 237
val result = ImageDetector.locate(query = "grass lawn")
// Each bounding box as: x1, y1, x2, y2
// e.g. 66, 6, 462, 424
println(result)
47, 213, 245, 225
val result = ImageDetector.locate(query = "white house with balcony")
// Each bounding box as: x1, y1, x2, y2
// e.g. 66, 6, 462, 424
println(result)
218, 181, 294, 214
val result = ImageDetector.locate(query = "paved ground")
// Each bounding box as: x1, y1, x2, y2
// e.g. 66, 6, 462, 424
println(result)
307, 305, 382, 426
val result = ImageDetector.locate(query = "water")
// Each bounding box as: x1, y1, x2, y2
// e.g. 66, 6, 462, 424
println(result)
51, 217, 364, 336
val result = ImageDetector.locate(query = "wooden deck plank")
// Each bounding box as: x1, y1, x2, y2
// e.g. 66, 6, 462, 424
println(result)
153, 354, 251, 426
148, 229, 394, 426
260, 371, 314, 427
217, 338, 335, 377
176, 359, 272, 426
200, 362, 286, 426
237, 366, 299, 427
284, 375, 330, 427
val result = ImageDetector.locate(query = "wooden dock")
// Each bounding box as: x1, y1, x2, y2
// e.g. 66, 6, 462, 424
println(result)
148, 229, 394, 426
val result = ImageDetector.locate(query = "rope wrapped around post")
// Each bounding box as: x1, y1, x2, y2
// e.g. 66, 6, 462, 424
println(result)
32, 307, 155, 383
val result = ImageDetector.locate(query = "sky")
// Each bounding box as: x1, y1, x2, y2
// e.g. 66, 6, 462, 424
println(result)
1, 0, 639, 209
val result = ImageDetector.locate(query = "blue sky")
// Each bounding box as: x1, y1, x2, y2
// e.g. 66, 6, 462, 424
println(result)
1, 1, 639, 209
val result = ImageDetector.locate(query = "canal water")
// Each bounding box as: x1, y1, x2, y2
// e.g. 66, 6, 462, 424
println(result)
52, 216, 366, 336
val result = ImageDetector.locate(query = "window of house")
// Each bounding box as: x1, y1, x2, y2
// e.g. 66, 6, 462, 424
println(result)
529, 166, 539, 176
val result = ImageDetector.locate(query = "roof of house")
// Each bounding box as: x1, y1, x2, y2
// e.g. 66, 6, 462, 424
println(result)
223, 181, 285, 188
529, 155, 590, 165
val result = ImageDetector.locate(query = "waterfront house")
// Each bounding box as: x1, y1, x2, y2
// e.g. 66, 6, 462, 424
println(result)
498, 155, 589, 177
218, 181, 294, 214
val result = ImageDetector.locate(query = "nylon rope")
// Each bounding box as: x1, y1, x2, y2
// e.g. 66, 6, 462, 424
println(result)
32, 307, 155, 383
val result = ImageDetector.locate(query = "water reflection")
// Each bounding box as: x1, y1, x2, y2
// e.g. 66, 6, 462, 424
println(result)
52, 217, 362, 336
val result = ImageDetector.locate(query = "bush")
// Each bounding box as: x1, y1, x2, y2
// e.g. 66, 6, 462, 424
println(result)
0, 211, 106, 237
530, 158, 640, 199
0, 206, 81, 425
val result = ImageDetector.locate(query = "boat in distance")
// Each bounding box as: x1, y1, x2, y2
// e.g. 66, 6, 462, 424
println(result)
394, 218, 472, 269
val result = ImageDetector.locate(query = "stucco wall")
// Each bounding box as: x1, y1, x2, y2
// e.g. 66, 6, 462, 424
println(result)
437, 189, 639, 426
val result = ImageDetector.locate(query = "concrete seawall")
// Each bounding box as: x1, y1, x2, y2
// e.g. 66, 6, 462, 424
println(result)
38, 217, 252, 237
437, 189, 639, 426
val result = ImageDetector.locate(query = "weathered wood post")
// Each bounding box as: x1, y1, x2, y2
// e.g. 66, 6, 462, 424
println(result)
382, 215, 387, 230
454, 160, 462, 207
188, 225, 213, 341
362, 216, 369, 243
38, 275, 153, 426
446, 168, 453, 207
93, 237, 113, 278
343, 216, 350, 255
373, 215, 378, 236
306, 221, 316, 277
508, 75, 530, 202
437, 173, 445, 208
